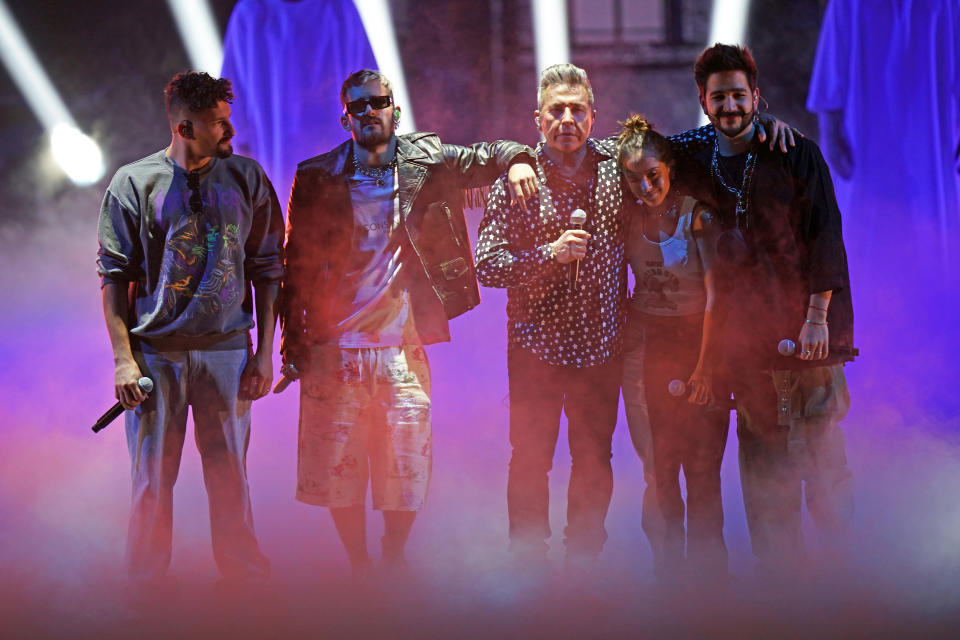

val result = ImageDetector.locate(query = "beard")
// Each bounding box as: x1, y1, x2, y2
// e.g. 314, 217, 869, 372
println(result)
355, 121, 393, 150
712, 106, 755, 139
215, 139, 234, 158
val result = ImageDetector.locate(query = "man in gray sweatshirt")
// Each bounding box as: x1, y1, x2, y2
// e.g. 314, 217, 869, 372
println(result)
97, 71, 283, 597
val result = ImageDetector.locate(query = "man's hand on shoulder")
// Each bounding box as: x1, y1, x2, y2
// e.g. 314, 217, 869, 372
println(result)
507, 162, 538, 213
240, 350, 273, 400
756, 112, 801, 153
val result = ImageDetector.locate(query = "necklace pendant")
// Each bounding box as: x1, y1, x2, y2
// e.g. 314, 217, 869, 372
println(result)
376, 177, 384, 187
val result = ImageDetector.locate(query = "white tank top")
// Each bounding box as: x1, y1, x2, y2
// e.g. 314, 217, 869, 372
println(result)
627, 195, 707, 317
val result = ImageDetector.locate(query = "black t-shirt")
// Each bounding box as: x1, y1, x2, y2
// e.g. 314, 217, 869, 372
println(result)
676, 135, 855, 372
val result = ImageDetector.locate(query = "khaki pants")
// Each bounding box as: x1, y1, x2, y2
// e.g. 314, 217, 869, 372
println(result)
735, 364, 854, 567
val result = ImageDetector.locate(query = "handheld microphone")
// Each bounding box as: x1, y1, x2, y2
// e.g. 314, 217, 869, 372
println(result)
92, 377, 153, 433
568, 208, 587, 291
778, 339, 797, 356
667, 379, 736, 411
272, 363, 301, 394
777, 339, 859, 359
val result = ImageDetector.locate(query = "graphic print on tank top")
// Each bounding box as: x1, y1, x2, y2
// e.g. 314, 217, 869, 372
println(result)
628, 196, 706, 318
639, 261, 682, 312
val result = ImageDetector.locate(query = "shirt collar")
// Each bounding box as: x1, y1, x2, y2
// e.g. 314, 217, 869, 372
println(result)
537, 139, 600, 186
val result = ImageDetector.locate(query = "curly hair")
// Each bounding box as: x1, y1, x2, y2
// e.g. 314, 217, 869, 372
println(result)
616, 113, 673, 171
164, 71, 234, 115
693, 43, 759, 94
340, 69, 394, 106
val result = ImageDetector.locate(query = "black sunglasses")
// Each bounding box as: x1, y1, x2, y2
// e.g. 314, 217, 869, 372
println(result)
186, 171, 203, 214
344, 95, 393, 117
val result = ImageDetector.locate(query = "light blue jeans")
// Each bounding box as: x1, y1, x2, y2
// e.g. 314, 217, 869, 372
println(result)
126, 338, 270, 583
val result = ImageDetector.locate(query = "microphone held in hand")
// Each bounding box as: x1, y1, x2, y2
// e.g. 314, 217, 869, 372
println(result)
667, 379, 687, 397
272, 363, 301, 394
568, 208, 587, 291
778, 339, 797, 356
777, 338, 859, 359
92, 377, 153, 433
667, 379, 736, 411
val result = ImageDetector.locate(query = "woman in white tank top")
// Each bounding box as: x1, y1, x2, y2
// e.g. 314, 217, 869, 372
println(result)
617, 115, 730, 583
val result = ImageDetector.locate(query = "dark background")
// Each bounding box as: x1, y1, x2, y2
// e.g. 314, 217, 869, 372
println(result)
3, 2, 959, 638
0, 0, 825, 231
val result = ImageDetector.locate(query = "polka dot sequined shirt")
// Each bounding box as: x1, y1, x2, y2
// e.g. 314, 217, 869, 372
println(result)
475, 139, 626, 368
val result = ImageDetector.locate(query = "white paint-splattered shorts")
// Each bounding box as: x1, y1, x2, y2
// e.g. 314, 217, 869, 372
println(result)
296, 343, 432, 511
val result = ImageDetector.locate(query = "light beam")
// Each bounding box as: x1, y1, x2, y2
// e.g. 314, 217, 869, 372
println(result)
700, 0, 752, 125
351, 0, 416, 132
0, 0, 104, 185
531, 0, 571, 75
165, 0, 224, 75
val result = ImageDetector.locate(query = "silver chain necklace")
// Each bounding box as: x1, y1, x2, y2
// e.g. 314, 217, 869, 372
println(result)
353, 147, 396, 186
711, 138, 758, 228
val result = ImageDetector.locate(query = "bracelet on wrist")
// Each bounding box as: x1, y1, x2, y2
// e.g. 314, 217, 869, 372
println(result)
804, 319, 828, 326
808, 304, 828, 312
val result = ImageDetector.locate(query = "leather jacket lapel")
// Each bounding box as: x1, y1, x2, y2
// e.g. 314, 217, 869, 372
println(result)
396, 136, 429, 223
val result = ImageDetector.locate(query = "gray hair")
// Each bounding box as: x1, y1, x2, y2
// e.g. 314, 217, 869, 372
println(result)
340, 69, 394, 105
537, 63, 594, 109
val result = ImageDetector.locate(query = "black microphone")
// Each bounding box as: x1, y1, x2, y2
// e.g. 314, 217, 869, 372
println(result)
92, 377, 153, 433
272, 363, 301, 394
568, 208, 587, 291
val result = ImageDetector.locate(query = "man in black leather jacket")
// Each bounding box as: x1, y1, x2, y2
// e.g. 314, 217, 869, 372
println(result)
280, 69, 536, 578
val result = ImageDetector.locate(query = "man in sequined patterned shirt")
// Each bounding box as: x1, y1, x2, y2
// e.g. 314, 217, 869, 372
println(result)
476, 64, 627, 563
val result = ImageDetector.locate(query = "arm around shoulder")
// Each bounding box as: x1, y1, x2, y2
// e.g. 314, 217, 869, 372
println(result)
440, 138, 536, 188
475, 177, 556, 288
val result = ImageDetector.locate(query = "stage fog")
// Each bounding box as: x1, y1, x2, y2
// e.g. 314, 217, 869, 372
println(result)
1, 0, 958, 637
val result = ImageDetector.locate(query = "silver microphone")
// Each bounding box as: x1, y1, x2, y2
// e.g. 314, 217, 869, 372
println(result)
568, 208, 587, 291
777, 337, 859, 360
778, 339, 797, 356
667, 378, 736, 411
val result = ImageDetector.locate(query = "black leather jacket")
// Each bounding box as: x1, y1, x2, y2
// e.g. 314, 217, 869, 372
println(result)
280, 132, 534, 365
